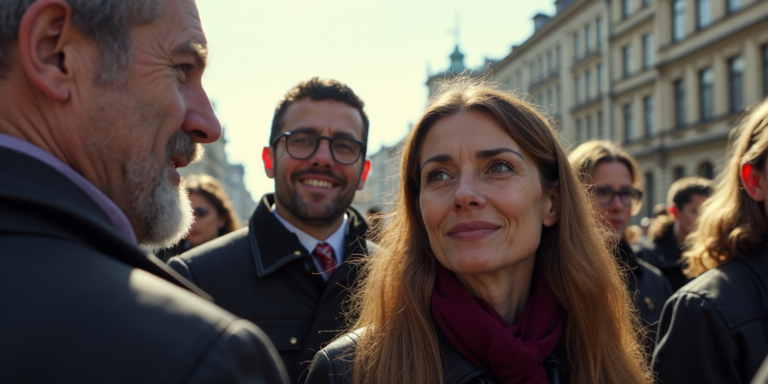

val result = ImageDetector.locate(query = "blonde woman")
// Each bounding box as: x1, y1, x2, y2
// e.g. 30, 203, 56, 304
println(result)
653, 100, 768, 383
305, 81, 650, 384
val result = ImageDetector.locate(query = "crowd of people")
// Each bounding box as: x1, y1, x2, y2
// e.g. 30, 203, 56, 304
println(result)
1, 1, 767, 383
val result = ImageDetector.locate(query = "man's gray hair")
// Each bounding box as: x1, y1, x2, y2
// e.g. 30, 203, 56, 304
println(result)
0, 0, 162, 83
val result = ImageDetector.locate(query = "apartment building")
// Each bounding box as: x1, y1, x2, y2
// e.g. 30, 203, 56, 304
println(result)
427, 0, 768, 219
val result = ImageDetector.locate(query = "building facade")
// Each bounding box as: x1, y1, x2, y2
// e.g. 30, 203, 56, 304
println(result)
427, 0, 768, 219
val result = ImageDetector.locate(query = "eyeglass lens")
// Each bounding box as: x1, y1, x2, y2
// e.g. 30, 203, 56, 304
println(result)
594, 186, 641, 207
285, 132, 362, 164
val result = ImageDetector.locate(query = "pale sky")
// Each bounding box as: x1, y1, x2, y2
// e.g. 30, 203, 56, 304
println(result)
195, 0, 556, 200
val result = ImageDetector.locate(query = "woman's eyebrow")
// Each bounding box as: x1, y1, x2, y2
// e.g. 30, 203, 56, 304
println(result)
421, 154, 453, 169
475, 148, 525, 162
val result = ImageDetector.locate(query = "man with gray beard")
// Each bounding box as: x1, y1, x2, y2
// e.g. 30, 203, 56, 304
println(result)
169, 78, 376, 384
0, 0, 287, 382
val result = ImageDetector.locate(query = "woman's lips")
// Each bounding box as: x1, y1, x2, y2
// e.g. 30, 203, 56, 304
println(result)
447, 221, 501, 241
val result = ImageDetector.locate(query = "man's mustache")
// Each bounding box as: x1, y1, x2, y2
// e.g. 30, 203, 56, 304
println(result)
291, 168, 346, 187
166, 131, 203, 166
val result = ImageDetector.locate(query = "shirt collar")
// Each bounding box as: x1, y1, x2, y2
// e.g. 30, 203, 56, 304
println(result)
0, 133, 138, 245
273, 206, 347, 265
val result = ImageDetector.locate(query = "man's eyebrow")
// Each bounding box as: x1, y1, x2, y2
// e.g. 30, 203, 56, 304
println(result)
173, 41, 208, 70
421, 154, 453, 169
476, 148, 525, 162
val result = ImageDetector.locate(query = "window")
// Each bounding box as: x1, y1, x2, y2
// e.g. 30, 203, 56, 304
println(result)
575, 75, 582, 104
547, 89, 553, 111
644, 96, 654, 138
674, 166, 685, 181
645, 172, 654, 218
556, 45, 561, 70
623, 0, 633, 19
586, 69, 593, 100
516, 70, 522, 90
624, 104, 634, 142
700, 68, 714, 120
672, 0, 686, 42
623, 45, 632, 78
587, 115, 594, 139
598, 111, 605, 138
643, 34, 653, 70
764, 44, 768, 97
596, 18, 603, 50
574, 32, 580, 60
642, 0, 650, 6
597, 63, 603, 95
539, 57, 544, 79
674, 79, 686, 127
557, 85, 562, 114
547, 50, 553, 74
728, 0, 742, 14
697, 0, 711, 29
576, 119, 583, 141
530, 61, 536, 83
585, 25, 593, 53
698, 162, 715, 179
729, 55, 744, 113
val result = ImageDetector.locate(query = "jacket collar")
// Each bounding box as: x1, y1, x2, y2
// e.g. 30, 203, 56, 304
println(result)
616, 238, 643, 277
0, 147, 212, 300
740, 239, 768, 294
249, 194, 369, 278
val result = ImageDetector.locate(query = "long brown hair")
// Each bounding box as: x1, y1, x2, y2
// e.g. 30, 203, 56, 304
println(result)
684, 99, 768, 277
347, 80, 650, 384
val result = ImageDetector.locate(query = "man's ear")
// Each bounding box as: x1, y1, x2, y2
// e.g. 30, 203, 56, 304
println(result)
18, 0, 75, 101
740, 163, 766, 202
668, 205, 680, 219
262, 147, 275, 179
543, 182, 561, 227
357, 159, 371, 191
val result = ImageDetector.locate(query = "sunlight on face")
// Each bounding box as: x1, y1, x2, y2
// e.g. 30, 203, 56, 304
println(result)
418, 110, 557, 277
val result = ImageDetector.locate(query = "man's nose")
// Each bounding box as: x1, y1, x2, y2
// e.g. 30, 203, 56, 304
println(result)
309, 138, 335, 167
181, 83, 222, 144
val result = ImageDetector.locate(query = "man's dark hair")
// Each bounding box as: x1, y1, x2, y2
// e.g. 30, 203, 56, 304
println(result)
270, 77, 369, 153
667, 176, 714, 210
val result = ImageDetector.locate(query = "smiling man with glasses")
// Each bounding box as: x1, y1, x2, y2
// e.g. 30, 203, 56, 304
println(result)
169, 77, 375, 384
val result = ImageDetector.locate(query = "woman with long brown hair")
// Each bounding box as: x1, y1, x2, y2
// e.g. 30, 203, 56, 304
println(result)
653, 99, 768, 383
305, 81, 650, 384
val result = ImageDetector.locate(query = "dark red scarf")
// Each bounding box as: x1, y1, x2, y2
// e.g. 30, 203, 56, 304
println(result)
430, 266, 564, 384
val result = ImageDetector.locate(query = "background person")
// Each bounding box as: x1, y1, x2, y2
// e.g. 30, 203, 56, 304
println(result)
653, 99, 768, 384
0, 0, 287, 382
168, 77, 375, 384
306, 81, 651, 384
639, 176, 713, 291
569, 140, 672, 356
157, 174, 241, 260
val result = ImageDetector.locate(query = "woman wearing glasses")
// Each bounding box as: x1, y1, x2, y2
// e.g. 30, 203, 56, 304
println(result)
305, 82, 651, 384
569, 140, 671, 357
157, 174, 240, 261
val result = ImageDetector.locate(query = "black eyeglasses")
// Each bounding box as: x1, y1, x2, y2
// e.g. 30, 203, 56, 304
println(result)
193, 207, 211, 218
591, 186, 643, 207
271, 131, 366, 165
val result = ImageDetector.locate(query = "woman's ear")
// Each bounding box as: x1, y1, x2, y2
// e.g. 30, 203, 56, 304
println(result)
740, 163, 766, 203
543, 181, 561, 228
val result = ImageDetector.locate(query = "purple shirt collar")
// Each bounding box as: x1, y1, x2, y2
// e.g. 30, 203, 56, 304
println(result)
0, 133, 138, 245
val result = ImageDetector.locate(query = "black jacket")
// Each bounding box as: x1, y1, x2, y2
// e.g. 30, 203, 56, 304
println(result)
637, 223, 691, 292
305, 329, 569, 384
0, 147, 288, 383
652, 240, 768, 384
615, 239, 672, 350
168, 194, 373, 384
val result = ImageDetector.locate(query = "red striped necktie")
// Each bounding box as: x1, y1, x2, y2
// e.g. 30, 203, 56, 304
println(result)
312, 243, 336, 278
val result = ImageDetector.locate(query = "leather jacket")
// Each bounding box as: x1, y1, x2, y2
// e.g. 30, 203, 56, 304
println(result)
652, 240, 768, 383
305, 329, 569, 384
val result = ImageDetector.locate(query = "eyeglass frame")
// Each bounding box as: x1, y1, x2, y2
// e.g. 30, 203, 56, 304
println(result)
590, 185, 643, 207
270, 131, 367, 165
